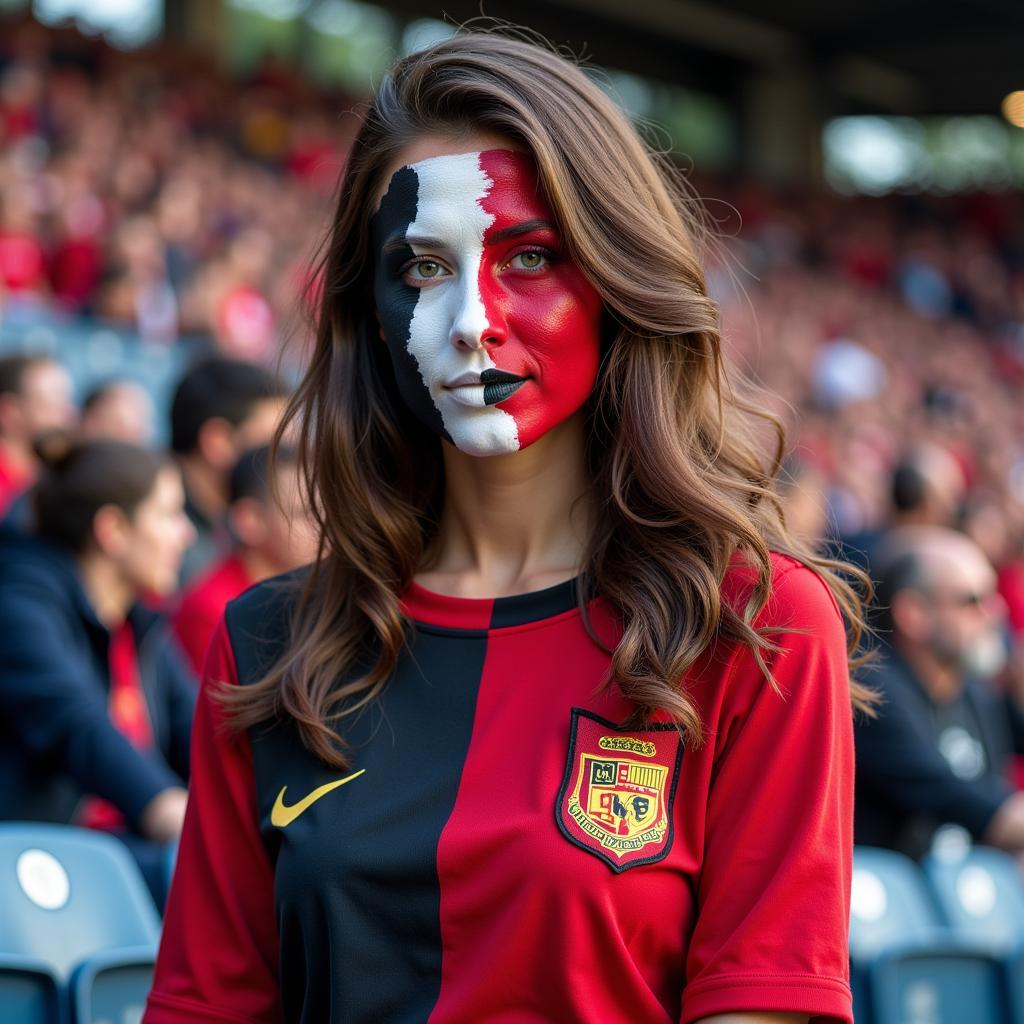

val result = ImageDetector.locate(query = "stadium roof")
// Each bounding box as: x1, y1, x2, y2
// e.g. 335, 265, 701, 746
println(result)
384, 0, 1024, 116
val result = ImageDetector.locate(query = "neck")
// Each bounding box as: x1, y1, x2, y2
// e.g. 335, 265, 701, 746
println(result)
419, 412, 594, 598
894, 640, 963, 704
237, 546, 276, 584
177, 455, 226, 525
76, 551, 133, 629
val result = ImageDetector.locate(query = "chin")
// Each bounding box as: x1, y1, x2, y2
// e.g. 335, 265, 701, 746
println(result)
447, 415, 522, 457
144, 575, 174, 600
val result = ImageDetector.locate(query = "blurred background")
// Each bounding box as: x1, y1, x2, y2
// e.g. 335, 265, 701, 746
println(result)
2, 0, 1024, 530
1, 2, 1024, 1022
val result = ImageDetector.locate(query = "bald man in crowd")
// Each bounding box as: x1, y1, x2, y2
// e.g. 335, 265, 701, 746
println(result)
855, 526, 1024, 860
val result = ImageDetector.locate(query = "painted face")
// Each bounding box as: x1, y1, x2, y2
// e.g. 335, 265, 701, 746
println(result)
372, 149, 603, 456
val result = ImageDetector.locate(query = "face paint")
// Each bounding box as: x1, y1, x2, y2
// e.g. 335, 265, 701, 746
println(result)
372, 149, 603, 456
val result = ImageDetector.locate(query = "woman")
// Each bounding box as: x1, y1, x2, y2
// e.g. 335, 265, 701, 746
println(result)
0, 437, 197, 896
146, 30, 873, 1024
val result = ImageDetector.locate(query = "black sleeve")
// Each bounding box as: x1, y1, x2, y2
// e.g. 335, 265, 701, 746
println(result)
1005, 691, 1024, 758
855, 682, 1012, 839
0, 582, 179, 828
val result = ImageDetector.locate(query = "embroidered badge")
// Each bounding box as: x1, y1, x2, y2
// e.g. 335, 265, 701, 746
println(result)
556, 708, 683, 872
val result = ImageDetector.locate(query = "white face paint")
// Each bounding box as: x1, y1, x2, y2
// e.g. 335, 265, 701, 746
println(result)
395, 152, 519, 456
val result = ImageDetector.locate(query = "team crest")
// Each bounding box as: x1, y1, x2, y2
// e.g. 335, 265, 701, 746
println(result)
556, 708, 683, 872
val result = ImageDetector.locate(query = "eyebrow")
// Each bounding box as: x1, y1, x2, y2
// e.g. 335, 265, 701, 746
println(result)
382, 233, 442, 254
487, 218, 559, 243
381, 218, 559, 254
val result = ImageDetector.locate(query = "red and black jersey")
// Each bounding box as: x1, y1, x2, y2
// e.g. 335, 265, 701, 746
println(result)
145, 554, 855, 1024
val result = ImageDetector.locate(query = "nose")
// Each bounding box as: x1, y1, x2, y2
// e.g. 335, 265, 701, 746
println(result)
448, 276, 506, 352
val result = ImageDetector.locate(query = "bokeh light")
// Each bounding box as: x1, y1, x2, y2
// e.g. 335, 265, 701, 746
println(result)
1002, 90, 1024, 128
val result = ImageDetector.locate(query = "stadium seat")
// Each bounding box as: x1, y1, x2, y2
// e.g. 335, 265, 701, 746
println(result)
921, 845, 1024, 952
0, 824, 161, 1023
69, 946, 156, 1024
921, 846, 1024, 1023
849, 846, 1012, 1024
0, 953, 63, 1024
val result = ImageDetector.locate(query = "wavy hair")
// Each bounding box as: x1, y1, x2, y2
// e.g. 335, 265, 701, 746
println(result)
218, 28, 876, 767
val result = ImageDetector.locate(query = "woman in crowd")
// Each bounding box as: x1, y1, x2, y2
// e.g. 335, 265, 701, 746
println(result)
0, 437, 197, 898
147, 29, 873, 1024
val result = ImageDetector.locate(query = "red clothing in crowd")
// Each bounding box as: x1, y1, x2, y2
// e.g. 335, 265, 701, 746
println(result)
173, 554, 254, 676
998, 561, 1024, 637
79, 623, 155, 831
0, 448, 33, 519
0, 230, 47, 293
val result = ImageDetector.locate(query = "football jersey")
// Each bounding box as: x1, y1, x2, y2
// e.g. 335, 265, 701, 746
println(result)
145, 553, 854, 1024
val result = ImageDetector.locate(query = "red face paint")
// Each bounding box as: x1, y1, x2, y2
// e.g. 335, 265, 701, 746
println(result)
475, 151, 603, 450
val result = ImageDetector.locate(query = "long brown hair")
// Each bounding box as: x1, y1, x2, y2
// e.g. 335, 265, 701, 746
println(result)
219, 28, 875, 767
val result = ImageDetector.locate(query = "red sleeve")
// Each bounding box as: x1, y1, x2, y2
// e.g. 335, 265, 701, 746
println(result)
173, 590, 221, 678
681, 562, 855, 1024
144, 620, 283, 1024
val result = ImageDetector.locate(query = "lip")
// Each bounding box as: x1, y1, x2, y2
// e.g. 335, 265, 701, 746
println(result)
443, 369, 529, 407
444, 369, 526, 388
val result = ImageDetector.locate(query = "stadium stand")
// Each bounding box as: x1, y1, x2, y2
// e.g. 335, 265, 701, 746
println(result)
0, 823, 160, 1024
922, 846, 1024, 1022
2, 12, 1024, 1024
850, 846, 1017, 1023
922, 845, 1024, 953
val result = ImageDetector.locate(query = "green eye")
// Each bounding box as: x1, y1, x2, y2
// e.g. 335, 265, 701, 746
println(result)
417, 260, 442, 278
517, 251, 544, 269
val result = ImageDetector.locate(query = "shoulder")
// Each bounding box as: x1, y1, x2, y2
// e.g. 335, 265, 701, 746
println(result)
0, 534, 73, 593
722, 550, 844, 636
223, 566, 309, 687
710, 553, 851, 717
0, 536, 87, 634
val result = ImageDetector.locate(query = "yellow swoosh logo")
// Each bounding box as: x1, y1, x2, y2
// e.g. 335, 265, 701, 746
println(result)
271, 769, 366, 828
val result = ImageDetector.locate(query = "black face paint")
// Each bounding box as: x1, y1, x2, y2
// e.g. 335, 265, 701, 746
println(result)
371, 165, 449, 440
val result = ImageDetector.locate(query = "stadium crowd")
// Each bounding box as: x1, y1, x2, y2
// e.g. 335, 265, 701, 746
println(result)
1, 15, 1024, 895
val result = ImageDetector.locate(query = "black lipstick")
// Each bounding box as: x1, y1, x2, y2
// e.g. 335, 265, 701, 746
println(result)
481, 368, 527, 406
481, 366, 528, 401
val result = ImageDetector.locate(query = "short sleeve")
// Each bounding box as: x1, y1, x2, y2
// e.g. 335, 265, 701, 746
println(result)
143, 620, 282, 1024
681, 564, 854, 1024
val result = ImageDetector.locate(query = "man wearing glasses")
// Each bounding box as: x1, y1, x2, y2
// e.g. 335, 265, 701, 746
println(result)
855, 526, 1024, 860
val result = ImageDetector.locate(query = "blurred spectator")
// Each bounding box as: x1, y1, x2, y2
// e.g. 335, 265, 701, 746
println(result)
0, 437, 197, 897
891, 443, 966, 530
0, 353, 75, 516
812, 337, 887, 412
169, 357, 288, 583
0, 185, 49, 320
80, 377, 155, 445
842, 443, 967, 570
854, 527, 1024, 860
173, 443, 317, 674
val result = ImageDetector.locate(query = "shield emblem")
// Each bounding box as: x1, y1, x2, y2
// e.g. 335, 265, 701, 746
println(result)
556, 707, 684, 872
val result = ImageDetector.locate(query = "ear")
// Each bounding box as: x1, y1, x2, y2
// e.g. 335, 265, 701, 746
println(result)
229, 496, 268, 549
92, 504, 132, 559
197, 417, 238, 471
890, 590, 930, 642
